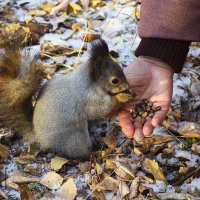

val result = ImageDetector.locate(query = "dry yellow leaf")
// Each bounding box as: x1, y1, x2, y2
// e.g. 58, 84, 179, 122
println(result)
143, 158, 167, 183
95, 163, 103, 176
181, 133, 200, 138
133, 147, 144, 156
91, 0, 104, 8
50, 157, 68, 171
58, 178, 77, 200
39, 3, 55, 13
72, 22, 82, 32
40, 171, 63, 189
112, 160, 135, 179
29, 10, 46, 17
68, 3, 82, 14
162, 120, 171, 129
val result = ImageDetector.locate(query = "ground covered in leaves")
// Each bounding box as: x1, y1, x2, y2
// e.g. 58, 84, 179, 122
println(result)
0, 0, 200, 199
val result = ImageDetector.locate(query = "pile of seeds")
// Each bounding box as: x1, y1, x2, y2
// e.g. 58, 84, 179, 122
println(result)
130, 99, 161, 119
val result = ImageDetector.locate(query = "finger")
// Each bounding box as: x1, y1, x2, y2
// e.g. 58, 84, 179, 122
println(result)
133, 117, 144, 142
119, 111, 134, 137
143, 117, 154, 136
151, 104, 170, 127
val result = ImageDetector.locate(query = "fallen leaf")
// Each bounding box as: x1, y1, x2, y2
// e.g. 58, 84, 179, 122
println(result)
68, 3, 82, 14
119, 181, 130, 197
90, 175, 119, 191
129, 177, 140, 198
95, 163, 103, 176
92, 190, 106, 200
91, 0, 104, 8
80, 0, 89, 10
162, 120, 171, 129
19, 184, 34, 200
0, 189, 8, 199
40, 171, 63, 190
72, 22, 82, 32
29, 10, 46, 17
156, 193, 196, 200
14, 153, 36, 165
104, 134, 118, 149
0, 143, 9, 158
78, 161, 90, 173
39, 3, 55, 13
50, 157, 68, 171
3, 174, 40, 190
191, 142, 200, 154
112, 160, 135, 179
143, 158, 167, 183
58, 178, 77, 200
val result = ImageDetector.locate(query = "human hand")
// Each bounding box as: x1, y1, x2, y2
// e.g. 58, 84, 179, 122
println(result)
119, 56, 173, 142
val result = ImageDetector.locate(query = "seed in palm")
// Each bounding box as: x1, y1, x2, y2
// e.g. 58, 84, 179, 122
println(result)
130, 99, 161, 120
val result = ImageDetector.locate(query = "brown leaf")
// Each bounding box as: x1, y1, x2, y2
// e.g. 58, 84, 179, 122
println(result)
13, 155, 33, 166
90, 175, 119, 191
78, 161, 90, 173
19, 184, 34, 200
14, 152, 36, 164
24, 164, 42, 176
0, 143, 9, 158
92, 191, 106, 200
58, 178, 77, 200
104, 134, 118, 149
3, 174, 40, 190
40, 171, 63, 190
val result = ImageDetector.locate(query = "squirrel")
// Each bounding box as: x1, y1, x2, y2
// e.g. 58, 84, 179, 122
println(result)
0, 37, 134, 159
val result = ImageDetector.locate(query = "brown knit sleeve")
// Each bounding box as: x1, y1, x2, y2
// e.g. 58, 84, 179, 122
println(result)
138, 0, 200, 42
135, 38, 191, 73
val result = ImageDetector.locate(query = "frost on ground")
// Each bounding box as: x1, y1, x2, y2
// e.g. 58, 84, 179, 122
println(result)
0, 0, 200, 200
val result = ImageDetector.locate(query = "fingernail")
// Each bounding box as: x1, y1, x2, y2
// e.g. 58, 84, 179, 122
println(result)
134, 132, 143, 141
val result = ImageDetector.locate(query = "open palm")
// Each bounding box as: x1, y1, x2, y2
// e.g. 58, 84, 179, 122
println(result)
119, 57, 173, 142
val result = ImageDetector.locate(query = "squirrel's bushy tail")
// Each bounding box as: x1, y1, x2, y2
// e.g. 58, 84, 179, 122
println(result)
0, 36, 44, 136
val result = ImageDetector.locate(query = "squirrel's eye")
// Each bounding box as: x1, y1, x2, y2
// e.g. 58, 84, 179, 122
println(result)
110, 77, 120, 85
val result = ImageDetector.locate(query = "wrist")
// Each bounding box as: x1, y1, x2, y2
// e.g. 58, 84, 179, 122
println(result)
135, 38, 191, 73
138, 56, 174, 74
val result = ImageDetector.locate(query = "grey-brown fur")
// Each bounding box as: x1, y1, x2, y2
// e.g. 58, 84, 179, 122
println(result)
0, 39, 132, 159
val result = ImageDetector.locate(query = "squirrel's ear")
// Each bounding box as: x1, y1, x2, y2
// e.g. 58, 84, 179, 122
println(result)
91, 56, 104, 81
88, 39, 109, 82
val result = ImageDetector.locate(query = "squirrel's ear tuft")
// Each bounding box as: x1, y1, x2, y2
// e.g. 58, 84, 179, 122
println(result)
89, 39, 109, 62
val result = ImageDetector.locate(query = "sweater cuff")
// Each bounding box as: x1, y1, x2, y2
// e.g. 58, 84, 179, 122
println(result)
135, 38, 191, 73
